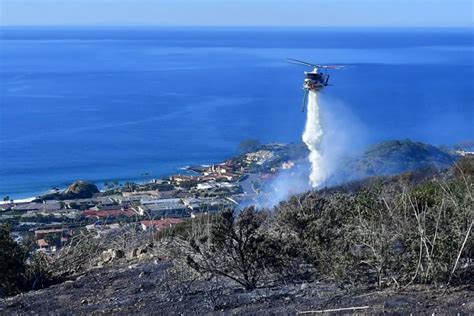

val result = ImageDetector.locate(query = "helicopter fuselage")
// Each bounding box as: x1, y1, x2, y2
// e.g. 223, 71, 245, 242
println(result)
303, 68, 329, 91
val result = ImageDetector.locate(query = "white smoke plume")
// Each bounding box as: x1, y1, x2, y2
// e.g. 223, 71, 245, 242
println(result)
302, 91, 326, 187
247, 94, 367, 209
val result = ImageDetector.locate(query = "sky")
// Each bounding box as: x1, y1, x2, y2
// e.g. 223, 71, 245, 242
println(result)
0, 0, 473, 27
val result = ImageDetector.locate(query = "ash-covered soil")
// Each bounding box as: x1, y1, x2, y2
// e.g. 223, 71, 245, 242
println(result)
1, 259, 472, 315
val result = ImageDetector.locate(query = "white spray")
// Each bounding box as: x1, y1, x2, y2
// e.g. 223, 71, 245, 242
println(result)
302, 90, 326, 187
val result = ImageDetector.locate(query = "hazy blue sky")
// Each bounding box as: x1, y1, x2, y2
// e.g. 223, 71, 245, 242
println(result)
1, 0, 473, 27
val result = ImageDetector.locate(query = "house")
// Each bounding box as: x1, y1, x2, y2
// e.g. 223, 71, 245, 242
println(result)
34, 227, 72, 240
36, 239, 60, 254
0, 203, 14, 211
37, 239, 49, 249
50, 209, 81, 219
96, 197, 117, 207
83, 209, 135, 220
121, 191, 159, 199
216, 173, 240, 182
13, 202, 61, 213
140, 218, 183, 231
182, 197, 234, 213
245, 150, 274, 165
197, 183, 214, 191
157, 190, 179, 199
22, 209, 81, 219
85, 222, 121, 232
206, 164, 234, 175
99, 204, 126, 211
20, 211, 40, 219
170, 175, 196, 185
196, 181, 226, 191
216, 164, 234, 174
196, 175, 218, 182
36, 239, 56, 253
63, 198, 98, 209
34, 227, 73, 251
152, 179, 169, 185
195, 181, 241, 194
137, 198, 189, 218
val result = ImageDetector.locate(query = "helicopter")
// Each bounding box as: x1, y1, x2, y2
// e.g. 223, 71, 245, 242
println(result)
287, 58, 344, 111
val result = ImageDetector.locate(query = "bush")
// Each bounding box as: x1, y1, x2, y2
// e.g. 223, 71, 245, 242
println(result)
25, 252, 55, 291
0, 225, 27, 297
276, 172, 473, 288
184, 207, 286, 290
0, 226, 62, 297
454, 156, 474, 178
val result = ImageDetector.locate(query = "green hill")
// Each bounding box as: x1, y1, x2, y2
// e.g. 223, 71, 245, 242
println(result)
338, 139, 457, 180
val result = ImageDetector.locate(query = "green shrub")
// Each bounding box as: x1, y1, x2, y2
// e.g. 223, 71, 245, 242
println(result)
276, 173, 473, 288
454, 156, 474, 178
0, 225, 27, 296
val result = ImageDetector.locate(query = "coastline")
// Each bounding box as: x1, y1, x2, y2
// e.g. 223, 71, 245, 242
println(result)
0, 163, 214, 202
0, 197, 36, 204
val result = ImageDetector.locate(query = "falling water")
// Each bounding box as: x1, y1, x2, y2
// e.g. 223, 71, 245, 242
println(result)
302, 91, 326, 187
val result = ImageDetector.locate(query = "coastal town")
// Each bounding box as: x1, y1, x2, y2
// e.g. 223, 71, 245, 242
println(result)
0, 142, 307, 255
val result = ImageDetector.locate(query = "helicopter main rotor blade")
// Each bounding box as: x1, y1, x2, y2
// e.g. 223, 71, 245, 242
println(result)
321, 65, 346, 69
287, 58, 320, 68
287, 58, 348, 69
284, 61, 311, 67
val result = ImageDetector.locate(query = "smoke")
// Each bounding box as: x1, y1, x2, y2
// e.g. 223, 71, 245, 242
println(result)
240, 92, 367, 209
302, 91, 326, 187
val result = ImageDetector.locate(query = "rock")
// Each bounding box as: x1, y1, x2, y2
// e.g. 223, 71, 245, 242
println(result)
100, 249, 124, 265
100, 250, 114, 264
40, 180, 99, 200
64, 180, 100, 199
130, 244, 153, 258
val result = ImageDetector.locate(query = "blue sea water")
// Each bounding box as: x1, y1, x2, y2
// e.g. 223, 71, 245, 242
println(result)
0, 27, 473, 199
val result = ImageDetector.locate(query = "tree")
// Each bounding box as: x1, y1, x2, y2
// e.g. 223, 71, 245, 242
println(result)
3, 196, 10, 203
239, 139, 260, 153
185, 207, 282, 291
0, 225, 27, 297
179, 180, 198, 190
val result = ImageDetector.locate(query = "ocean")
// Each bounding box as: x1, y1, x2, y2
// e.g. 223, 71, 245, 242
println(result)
0, 27, 473, 199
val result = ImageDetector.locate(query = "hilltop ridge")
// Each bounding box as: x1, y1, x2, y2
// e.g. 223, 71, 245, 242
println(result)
335, 139, 457, 181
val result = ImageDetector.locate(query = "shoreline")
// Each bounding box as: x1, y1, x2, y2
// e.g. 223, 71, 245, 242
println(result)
0, 163, 215, 203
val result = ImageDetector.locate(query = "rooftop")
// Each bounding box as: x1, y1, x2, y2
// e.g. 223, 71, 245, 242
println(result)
140, 218, 183, 230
